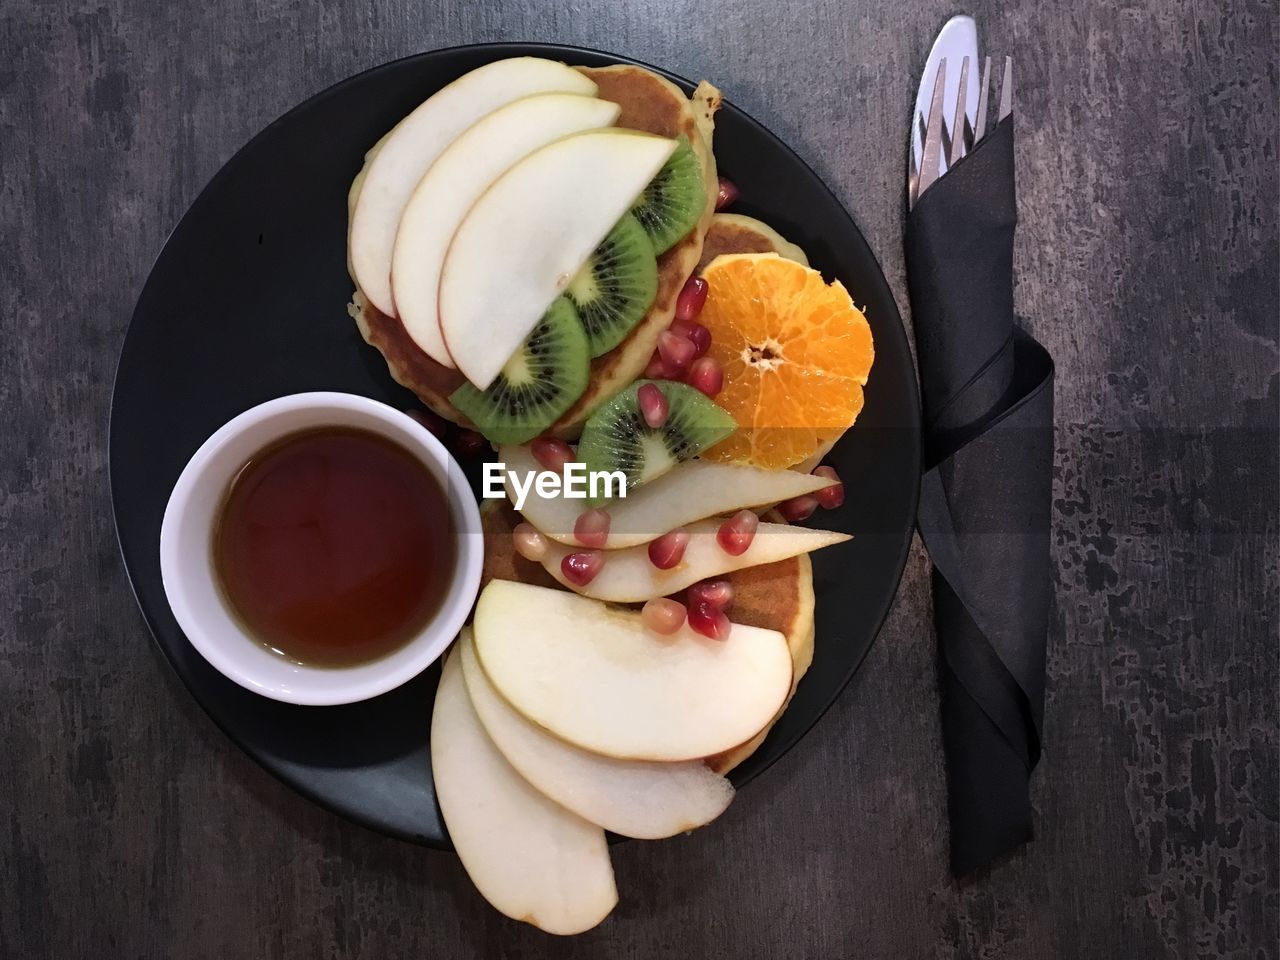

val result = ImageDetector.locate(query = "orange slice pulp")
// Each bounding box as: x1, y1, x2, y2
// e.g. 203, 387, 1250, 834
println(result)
697, 253, 874, 469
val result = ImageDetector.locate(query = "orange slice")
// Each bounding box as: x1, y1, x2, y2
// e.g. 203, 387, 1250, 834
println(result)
697, 253, 874, 469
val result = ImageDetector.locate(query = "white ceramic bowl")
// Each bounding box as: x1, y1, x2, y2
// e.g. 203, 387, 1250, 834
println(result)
159, 392, 483, 705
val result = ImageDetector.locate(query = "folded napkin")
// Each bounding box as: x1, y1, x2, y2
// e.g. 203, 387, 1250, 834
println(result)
904, 117, 1055, 876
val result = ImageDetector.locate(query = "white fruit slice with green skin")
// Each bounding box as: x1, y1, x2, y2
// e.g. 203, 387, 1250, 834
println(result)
458, 628, 734, 839
499, 444, 838, 548
473, 580, 793, 761
392, 94, 621, 367
431, 647, 617, 935
440, 129, 677, 389
349, 57, 597, 317
535, 520, 851, 602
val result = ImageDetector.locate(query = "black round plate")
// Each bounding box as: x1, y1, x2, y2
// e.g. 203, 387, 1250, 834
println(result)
110, 43, 921, 847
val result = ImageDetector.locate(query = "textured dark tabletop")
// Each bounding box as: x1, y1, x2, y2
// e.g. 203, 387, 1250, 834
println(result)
3, 1, 1277, 958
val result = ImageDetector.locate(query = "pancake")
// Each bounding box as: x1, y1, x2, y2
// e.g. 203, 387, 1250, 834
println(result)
347, 65, 722, 436
480, 501, 815, 775
696, 212, 809, 271
700, 511, 816, 775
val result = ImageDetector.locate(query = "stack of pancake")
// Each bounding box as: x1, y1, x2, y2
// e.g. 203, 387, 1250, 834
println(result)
349, 63, 819, 773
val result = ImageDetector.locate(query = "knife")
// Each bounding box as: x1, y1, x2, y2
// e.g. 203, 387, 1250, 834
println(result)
908, 15, 980, 207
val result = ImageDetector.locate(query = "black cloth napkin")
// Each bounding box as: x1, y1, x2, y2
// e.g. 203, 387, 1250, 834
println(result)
904, 117, 1055, 876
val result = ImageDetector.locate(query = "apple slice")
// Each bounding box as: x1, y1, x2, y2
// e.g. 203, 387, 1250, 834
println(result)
431, 648, 617, 934
499, 444, 838, 548
458, 628, 734, 839
349, 57, 596, 316
473, 580, 792, 761
440, 130, 677, 389
535, 520, 850, 602
392, 94, 621, 366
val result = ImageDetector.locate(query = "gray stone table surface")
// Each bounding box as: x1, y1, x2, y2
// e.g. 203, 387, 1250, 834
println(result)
2, 0, 1276, 957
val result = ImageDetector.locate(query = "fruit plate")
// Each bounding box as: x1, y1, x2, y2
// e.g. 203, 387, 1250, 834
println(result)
109, 43, 921, 847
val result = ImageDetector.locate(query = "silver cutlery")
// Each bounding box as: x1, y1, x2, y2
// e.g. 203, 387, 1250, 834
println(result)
909, 51, 1014, 208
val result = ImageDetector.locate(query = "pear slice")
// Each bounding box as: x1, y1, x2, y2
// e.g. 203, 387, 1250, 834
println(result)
534, 519, 850, 602
440, 129, 677, 390
473, 580, 792, 761
499, 444, 837, 548
349, 57, 597, 317
392, 94, 621, 367
431, 648, 617, 934
458, 629, 734, 839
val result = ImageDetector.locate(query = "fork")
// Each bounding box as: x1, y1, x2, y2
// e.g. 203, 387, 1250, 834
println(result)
909, 55, 1014, 209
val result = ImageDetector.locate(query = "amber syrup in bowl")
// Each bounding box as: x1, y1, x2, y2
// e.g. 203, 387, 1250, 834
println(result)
213, 426, 456, 668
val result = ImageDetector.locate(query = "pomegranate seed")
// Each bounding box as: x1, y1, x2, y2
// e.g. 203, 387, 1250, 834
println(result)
813, 465, 845, 509
717, 510, 759, 556
688, 600, 731, 640
675, 277, 710, 322
644, 351, 674, 380
778, 494, 820, 522
657, 330, 697, 372
671, 318, 712, 357
513, 523, 548, 562
642, 598, 687, 635
687, 579, 734, 611
573, 508, 611, 548
561, 551, 604, 587
688, 356, 725, 396
647, 530, 690, 569
455, 429, 488, 457
715, 176, 740, 210
531, 437, 574, 472
637, 383, 670, 428
405, 408, 448, 439
688, 325, 712, 358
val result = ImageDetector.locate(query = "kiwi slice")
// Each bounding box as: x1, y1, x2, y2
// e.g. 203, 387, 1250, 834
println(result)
566, 214, 659, 357
449, 297, 589, 445
577, 380, 736, 498
629, 136, 706, 255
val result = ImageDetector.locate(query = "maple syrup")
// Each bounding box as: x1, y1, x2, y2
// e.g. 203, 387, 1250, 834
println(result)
214, 427, 455, 667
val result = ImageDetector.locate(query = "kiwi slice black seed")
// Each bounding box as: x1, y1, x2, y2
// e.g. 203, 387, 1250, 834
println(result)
629, 136, 706, 255
449, 297, 589, 445
566, 214, 659, 357
577, 379, 737, 498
